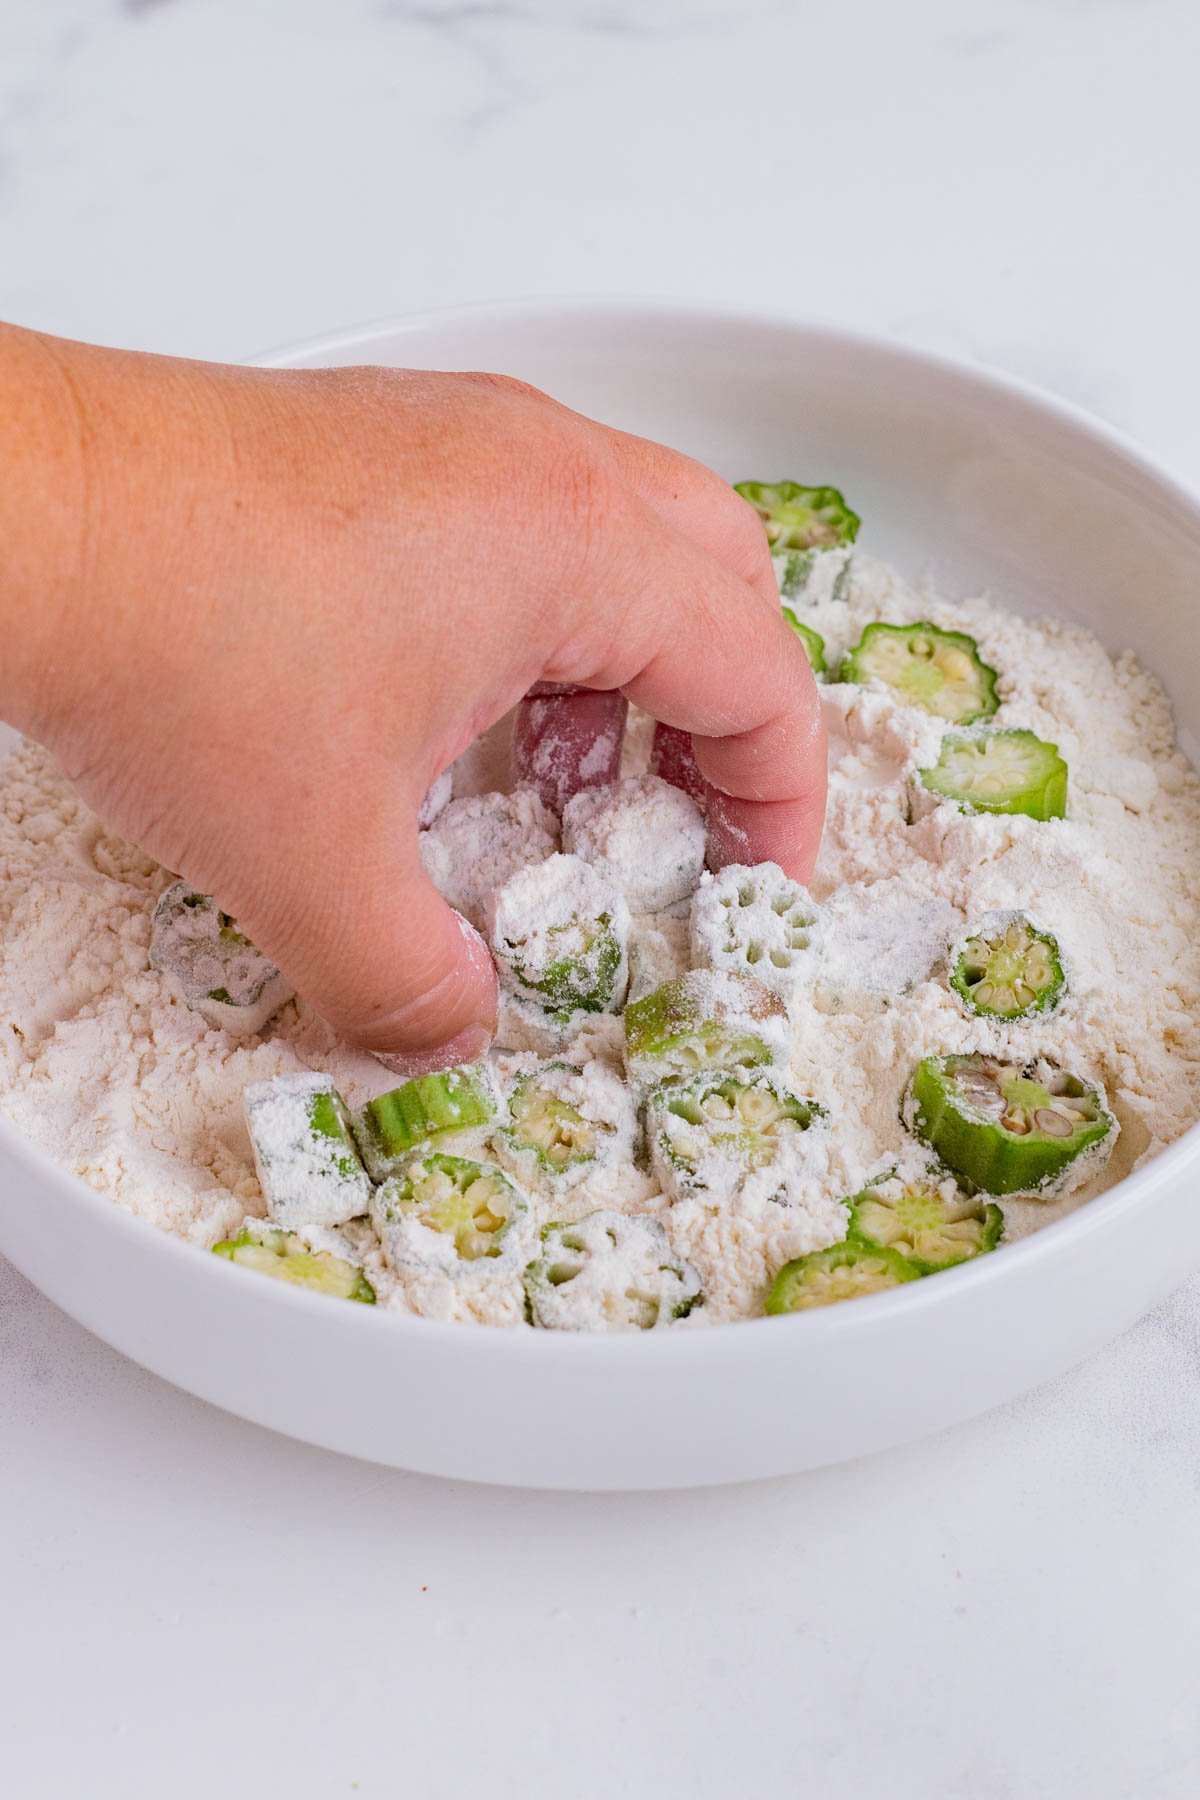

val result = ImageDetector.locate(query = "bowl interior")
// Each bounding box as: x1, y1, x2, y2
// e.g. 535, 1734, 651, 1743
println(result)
264, 301, 1200, 758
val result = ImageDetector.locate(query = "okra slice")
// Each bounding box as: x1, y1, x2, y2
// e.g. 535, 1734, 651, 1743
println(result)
371, 1153, 526, 1271
949, 911, 1065, 1021
765, 1240, 919, 1314
495, 1059, 636, 1192
918, 728, 1068, 820
562, 775, 707, 915
623, 969, 791, 1087
848, 1171, 1003, 1273
486, 852, 630, 1020
774, 544, 854, 605
245, 1072, 372, 1229
907, 1053, 1116, 1197
213, 1220, 376, 1302
150, 882, 293, 1036
841, 622, 999, 724
524, 1209, 702, 1331
418, 789, 559, 931
351, 1065, 495, 1182
648, 1070, 827, 1205
782, 608, 827, 675
689, 862, 823, 1005
735, 480, 860, 552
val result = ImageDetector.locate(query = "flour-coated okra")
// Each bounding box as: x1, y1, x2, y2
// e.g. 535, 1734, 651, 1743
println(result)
351, 1065, 496, 1182
647, 1069, 827, 1205
907, 1052, 1116, 1197
690, 862, 823, 1005
523, 1209, 702, 1330
244, 1072, 372, 1229
150, 882, 294, 1035
847, 1169, 1003, 1272
212, 1219, 376, 1302
486, 853, 630, 1022
494, 1059, 637, 1192
766, 1240, 919, 1313
371, 1153, 526, 1271
623, 969, 791, 1087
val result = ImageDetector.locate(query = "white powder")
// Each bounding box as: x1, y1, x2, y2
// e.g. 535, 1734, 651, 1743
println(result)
2, 551, 1199, 1323
562, 775, 706, 913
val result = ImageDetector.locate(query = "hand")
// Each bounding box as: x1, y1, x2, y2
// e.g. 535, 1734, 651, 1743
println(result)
0, 327, 826, 1070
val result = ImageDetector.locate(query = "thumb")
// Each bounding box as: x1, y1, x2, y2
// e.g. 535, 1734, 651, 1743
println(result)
240, 838, 499, 1076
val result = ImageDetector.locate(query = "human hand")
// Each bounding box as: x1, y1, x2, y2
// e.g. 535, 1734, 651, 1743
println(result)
1, 328, 826, 1070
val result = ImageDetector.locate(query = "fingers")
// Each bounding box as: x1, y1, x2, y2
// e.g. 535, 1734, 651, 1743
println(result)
238, 832, 499, 1069
512, 686, 627, 812
556, 497, 827, 880
601, 426, 778, 607
648, 721, 707, 804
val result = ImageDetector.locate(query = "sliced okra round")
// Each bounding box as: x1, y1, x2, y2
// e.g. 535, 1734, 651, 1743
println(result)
918, 728, 1068, 820
648, 1070, 827, 1205
150, 882, 294, 1035
735, 480, 860, 552
840, 621, 999, 725
524, 1209, 702, 1331
213, 1220, 376, 1302
486, 852, 630, 1021
765, 1239, 919, 1314
562, 775, 707, 915
623, 969, 791, 1087
907, 1052, 1116, 1197
495, 1059, 636, 1191
949, 911, 1065, 1021
782, 607, 827, 674
689, 862, 823, 1004
371, 1153, 526, 1270
351, 1064, 496, 1183
244, 1072, 372, 1229
774, 545, 854, 606
848, 1170, 1003, 1273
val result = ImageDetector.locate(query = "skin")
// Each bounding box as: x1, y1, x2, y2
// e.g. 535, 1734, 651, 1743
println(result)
0, 322, 827, 1071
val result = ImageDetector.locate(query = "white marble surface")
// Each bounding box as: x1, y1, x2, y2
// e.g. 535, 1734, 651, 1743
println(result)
2, 2, 1199, 1795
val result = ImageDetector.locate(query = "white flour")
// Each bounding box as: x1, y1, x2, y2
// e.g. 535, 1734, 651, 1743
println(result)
2, 551, 1198, 1323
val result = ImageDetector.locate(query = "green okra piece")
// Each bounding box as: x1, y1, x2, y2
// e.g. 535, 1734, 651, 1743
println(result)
499, 1061, 616, 1179
648, 1070, 826, 1203
624, 969, 789, 1086
735, 480, 860, 552
524, 1210, 702, 1331
782, 608, 827, 675
949, 912, 1065, 1021
918, 728, 1068, 820
848, 1171, 1003, 1274
908, 1053, 1115, 1197
150, 881, 293, 1033
244, 1072, 372, 1229
213, 1222, 376, 1302
352, 1065, 495, 1181
840, 621, 999, 724
373, 1153, 525, 1264
766, 1239, 919, 1314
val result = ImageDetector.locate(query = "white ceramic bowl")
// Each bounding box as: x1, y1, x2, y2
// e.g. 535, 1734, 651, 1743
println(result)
3, 300, 1199, 1490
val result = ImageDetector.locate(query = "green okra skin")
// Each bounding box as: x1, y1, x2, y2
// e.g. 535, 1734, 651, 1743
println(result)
213, 1223, 376, 1302
949, 912, 1065, 1021
840, 622, 999, 725
244, 1073, 372, 1230
623, 969, 790, 1085
766, 1239, 919, 1313
782, 608, 827, 675
848, 1172, 1003, 1273
521, 914, 624, 1018
918, 729, 1068, 820
648, 1070, 827, 1203
523, 1209, 703, 1331
735, 481, 860, 552
351, 1065, 495, 1181
495, 1060, 634, 1192
908, 1053, 1115, 1196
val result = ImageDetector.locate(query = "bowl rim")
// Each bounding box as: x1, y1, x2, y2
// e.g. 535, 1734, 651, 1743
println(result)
6, 293, 1200, 1357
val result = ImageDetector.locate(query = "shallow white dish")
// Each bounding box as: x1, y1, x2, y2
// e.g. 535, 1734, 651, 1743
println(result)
2, 299, 1199, 1490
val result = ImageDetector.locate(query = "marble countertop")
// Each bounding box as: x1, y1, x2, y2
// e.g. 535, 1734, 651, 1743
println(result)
2, 3, 1199, 1795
